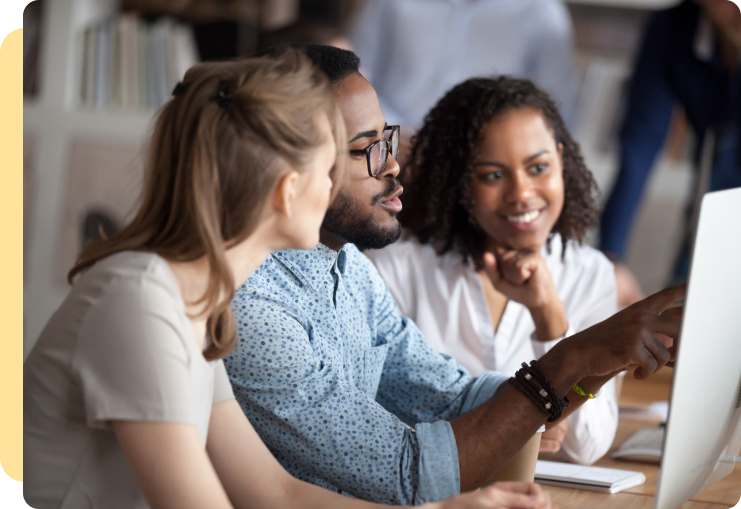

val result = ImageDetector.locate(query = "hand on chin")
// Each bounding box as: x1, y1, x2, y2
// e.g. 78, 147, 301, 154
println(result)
482, 245, 557, 311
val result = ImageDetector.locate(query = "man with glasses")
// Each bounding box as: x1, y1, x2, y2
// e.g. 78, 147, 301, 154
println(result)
225, 45, 682, 505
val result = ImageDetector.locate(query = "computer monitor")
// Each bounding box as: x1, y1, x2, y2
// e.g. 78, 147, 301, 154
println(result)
655, 187, 741, 509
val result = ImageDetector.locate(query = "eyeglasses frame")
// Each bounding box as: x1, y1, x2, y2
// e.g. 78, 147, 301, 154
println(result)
348, 125, 401, 178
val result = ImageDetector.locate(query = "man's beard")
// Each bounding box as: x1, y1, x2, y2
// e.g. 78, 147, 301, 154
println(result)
322, 178, 403, 251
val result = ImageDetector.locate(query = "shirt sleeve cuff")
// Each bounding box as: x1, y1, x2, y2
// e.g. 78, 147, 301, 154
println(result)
413, 420, 460, 504
530, 324, 575, 359
459, 373, 547, 434
460, 371, 509, 414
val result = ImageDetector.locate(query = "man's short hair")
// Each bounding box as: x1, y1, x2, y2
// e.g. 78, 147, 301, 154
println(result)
258, 43, 361, 85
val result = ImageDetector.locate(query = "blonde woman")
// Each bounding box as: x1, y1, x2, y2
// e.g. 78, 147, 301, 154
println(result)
23, 51, 555, 509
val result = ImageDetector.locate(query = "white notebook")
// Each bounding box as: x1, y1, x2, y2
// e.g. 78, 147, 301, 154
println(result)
535, 460, 646, 494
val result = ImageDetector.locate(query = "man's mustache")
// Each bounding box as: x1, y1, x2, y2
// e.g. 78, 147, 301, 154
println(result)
371, 178, 402, 205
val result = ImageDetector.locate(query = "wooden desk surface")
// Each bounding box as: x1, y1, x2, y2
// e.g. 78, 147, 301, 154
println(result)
538, 369, 741, 508
542, 485, 735, 509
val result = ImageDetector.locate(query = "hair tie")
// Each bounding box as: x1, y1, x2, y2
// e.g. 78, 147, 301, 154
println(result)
172, 81, 191, 97
216, 89, 234, 108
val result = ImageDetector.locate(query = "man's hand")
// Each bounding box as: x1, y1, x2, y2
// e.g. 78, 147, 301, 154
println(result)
483, 250, 568, 341
540, 285, 686, 393
659, 305, 683, 367
539, 420, 568, 453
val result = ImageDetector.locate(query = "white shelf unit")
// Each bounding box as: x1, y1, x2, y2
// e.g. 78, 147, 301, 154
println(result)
24, 0, 156, 357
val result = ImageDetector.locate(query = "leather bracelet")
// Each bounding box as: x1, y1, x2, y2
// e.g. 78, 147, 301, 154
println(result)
509, 361, 570, 422
527, 361, 569, 409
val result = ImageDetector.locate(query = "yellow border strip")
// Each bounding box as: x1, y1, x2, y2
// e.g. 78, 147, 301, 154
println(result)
0, 28, 23, 484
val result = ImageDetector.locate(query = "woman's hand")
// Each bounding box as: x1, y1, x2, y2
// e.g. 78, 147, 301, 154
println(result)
436, 482, 557, 509
483, 250, 568, 341
539, 420, 568, 453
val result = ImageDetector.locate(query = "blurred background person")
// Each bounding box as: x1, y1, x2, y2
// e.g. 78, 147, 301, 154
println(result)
600, 0, 741, 306
347, 0, 578, 157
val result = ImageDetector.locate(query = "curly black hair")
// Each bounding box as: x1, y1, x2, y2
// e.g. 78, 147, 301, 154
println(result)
398, 76, 600, 266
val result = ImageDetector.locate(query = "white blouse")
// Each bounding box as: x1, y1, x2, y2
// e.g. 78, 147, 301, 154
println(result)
366, 233, 619, 465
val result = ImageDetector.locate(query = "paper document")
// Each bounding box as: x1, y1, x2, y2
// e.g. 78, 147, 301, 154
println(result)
535, 460, 646, 494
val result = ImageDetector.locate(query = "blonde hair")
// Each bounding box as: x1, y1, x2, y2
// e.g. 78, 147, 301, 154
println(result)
69, 49, 347, 360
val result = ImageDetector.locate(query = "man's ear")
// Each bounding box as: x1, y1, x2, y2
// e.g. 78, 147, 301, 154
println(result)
274, 170, 300, 218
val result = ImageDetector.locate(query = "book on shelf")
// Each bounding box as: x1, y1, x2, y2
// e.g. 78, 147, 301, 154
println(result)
80, 27, 96, 105
137, 24, 150, 110
79, 14, 200, 112
149, 19, 170, 110
96, 21, 113, 109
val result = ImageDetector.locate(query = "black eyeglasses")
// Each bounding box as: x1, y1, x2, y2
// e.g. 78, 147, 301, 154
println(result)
349, 125, 400, 178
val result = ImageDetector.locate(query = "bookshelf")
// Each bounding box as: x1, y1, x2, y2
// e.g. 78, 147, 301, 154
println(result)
22, 0, 299, 356
23, 0, 157, 357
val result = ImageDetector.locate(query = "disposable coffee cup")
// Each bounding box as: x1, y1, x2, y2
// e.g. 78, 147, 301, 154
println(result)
491, 425, 544, 483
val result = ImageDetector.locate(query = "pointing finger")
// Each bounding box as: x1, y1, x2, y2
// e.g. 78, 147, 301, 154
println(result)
660, 305, 683, 322
637, 284, 686, 314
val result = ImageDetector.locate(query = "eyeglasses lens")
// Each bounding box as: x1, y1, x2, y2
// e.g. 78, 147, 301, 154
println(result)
389, 128, 400, 159
370, 141, 388, 177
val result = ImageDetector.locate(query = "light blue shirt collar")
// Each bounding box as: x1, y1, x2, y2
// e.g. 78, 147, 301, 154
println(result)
272, 243, 348, 290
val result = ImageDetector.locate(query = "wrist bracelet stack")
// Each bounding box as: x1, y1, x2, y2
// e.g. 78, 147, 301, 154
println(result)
509, 360, 570, 422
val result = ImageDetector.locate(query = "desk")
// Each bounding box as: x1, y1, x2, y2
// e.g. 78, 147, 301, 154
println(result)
538, 369, 741, 508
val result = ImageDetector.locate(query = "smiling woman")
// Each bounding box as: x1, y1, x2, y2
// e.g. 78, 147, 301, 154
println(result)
366, 76, 619, 466
399, 77, 599, 265
470, 107, 566, 253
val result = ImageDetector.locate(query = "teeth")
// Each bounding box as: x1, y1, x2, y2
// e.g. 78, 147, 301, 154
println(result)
506, 210, 540, 224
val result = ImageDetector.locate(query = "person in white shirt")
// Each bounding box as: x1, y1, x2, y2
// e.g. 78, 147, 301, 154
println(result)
348, 0, 577, 129
367, 76, 618, 465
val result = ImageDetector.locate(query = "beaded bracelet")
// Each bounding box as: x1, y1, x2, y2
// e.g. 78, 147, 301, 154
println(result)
509, 361, 570, 422
573, 383, 601, 399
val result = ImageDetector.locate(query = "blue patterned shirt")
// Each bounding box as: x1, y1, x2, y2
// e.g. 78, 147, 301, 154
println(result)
226, 243, 508, 504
